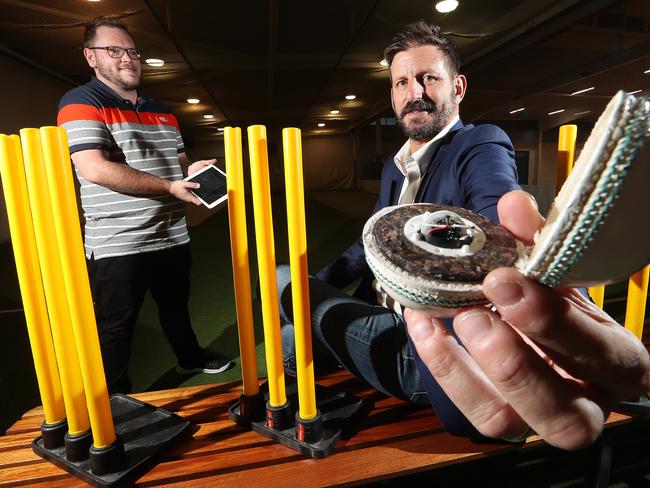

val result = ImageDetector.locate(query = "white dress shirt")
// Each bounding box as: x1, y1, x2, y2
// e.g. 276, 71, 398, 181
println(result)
394, 115, 460, 204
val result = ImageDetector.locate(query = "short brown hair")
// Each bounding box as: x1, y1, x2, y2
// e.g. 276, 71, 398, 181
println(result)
84, 16, 131, 47
383, 21, 461, 77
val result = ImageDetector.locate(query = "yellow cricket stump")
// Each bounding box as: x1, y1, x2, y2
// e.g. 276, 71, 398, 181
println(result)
225, 126, 364, 454
247, 125, 287, 409
224, 127, 260, 397
589, 286, 605, 310
0, 134, 66, 427
20, 129, 91, 438
625, 264, 649, 340
39, 127, 116, 449
282, 128, 317, 421
556, 124, 577, 192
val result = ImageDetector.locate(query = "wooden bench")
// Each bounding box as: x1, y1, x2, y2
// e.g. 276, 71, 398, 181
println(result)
0, 369, 644, 487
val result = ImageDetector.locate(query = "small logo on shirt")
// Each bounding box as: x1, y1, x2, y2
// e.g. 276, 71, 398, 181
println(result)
159, 116, 168, 122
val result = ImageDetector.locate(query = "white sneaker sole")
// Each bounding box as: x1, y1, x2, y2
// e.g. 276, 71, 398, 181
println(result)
176, 361, 231, 375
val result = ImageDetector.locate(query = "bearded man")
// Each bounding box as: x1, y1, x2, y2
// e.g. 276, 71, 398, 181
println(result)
277, 21, 520, 409
57, 16, 231, 394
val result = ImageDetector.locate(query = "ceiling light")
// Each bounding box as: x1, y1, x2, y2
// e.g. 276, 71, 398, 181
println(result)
548, 109, 565, 115
145, 58, 165, 67
435, 0, 459, 13
644, 69, 650, 74
345, 94, 356, 100
217, 127, 224, 132
318, 123, 325, 127
570, 86, 595, 96
380, 59, 388, 67
627, 89, 642, 95
509, 107, 525, 114
203, 114, 214, 119
573, 110, 591, 117
330, 109, 340, 115
186, 98, 200, 104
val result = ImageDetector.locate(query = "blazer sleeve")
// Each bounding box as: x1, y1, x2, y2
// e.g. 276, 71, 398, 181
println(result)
455, 125, 520, 222
316, 156, 398, 288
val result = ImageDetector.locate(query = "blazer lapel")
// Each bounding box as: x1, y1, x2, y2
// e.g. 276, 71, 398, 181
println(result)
385, 163, 405, 206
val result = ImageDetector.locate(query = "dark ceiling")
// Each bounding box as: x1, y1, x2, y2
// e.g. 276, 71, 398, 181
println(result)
0, 0, 648, 144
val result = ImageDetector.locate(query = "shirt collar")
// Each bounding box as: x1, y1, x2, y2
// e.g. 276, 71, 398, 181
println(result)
90, 76, 146, 106
394, 114, 460, 176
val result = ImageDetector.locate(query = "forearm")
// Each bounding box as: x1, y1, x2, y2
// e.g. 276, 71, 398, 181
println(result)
178, 152, 191, 177
75, 156, 172, 195
71, 149, 202, 205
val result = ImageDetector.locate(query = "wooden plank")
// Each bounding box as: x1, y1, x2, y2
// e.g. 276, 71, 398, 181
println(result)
0, 459, 75, 486
0, 445, 42, 469
0, 431, 39, 451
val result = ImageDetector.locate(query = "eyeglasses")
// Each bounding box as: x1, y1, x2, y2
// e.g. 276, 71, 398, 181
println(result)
88, 46, 141, 60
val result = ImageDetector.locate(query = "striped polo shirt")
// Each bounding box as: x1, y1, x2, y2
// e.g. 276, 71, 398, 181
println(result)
58, 77, 189, 260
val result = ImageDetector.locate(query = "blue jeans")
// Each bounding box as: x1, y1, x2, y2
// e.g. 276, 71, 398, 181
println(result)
277, 264, 429, 405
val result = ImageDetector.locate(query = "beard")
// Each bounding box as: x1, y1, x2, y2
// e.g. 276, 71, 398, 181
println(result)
397, 91, 457, 141
96, 62, 141, 91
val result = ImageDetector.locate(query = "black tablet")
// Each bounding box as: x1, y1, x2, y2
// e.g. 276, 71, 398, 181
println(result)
183, 164, 228, 209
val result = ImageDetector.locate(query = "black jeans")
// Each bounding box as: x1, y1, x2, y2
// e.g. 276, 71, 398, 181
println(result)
88, 245, 201, 394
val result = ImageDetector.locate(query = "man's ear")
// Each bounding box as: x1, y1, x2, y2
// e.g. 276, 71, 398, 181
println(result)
454, 74, 467, 104
83, 48, 97, 69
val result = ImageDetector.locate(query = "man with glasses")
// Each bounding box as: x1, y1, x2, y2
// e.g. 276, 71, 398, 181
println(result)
57, 16, 231, 394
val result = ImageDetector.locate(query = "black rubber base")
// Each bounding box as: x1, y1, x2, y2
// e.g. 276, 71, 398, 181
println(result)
615, 394, 650, 414
41, 419, 68, 449
228, 379, 369, 458
265, 400, 294, 430
32, 394, 191, 487
65, 430, 93, 462
235, 391, 266, 422
295, 410, 323, 443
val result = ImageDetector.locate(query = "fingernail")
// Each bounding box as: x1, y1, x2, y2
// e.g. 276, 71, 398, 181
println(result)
456, 311, 493, 344
526, 192, 538, 211
489, 279, 524, 308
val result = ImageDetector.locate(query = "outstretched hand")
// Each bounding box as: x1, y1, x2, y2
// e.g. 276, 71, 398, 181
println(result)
404, 190, 650, 450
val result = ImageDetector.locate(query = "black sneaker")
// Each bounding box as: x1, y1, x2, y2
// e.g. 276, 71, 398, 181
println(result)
176, 354, 232, 374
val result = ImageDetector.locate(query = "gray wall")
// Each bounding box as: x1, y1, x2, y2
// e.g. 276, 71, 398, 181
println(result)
0, 51, 73, 243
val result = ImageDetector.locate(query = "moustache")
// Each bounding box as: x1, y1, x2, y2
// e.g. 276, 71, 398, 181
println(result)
399, 100, 436, 119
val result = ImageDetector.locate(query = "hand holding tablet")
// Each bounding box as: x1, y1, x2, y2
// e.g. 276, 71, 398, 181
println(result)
183, 164, 228, 209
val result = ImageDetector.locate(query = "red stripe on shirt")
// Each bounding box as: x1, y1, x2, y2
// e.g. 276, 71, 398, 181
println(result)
57, 104, 103, 125
58, 105, 180, 130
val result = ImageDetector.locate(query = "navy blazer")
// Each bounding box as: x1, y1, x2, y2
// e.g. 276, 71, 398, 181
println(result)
317, 119, 521, 301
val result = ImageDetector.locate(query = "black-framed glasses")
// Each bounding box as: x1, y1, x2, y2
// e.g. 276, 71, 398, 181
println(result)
88, 46, 141, 60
